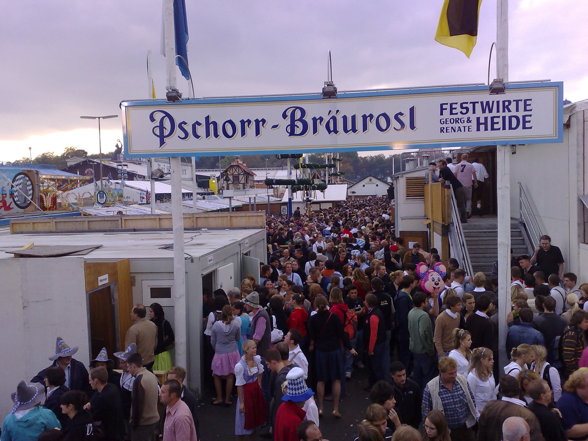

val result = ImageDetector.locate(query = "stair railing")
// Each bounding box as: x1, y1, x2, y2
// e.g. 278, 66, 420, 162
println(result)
518, 182, 544, 251
448, 187, 475, 277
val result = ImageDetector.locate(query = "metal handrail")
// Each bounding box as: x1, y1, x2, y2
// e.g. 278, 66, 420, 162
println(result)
448, 187, 475, 277
519, 182, 544, 249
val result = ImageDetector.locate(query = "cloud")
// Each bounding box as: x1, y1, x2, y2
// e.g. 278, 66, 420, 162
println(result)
0, 0, 586, 162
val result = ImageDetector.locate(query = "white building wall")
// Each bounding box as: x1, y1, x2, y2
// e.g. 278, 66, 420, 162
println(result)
509, 105, 586, 276
0, 258, 89, 422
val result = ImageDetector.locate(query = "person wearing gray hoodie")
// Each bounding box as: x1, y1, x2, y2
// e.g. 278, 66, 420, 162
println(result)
210, 304, 241, 405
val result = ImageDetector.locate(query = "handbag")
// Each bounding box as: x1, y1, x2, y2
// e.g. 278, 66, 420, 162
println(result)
270, 315, 284, 343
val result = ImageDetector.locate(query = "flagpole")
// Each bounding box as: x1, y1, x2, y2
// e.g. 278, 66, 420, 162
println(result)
164, 0, 188, 371
496, 0, 511, 370
146, 52, 156, 215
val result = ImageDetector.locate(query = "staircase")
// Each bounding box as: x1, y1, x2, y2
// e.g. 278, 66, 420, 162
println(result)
462, 217, 530, 275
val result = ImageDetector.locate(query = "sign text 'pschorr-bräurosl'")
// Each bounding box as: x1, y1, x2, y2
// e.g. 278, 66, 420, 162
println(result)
121, 82, 562, 158
148, 105, 416, 147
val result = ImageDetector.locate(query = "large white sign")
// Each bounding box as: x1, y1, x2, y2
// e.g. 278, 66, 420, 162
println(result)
121, 82, 562, 157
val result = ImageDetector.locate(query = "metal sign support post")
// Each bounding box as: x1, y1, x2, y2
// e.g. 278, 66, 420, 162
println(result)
496, 0, 511, 370
164, 0, 187, 371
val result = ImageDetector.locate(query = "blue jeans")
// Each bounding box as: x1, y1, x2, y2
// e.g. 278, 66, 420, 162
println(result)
411, 352, 437, 389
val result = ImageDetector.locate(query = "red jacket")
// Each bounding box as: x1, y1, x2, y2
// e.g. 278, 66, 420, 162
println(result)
287, 307, 308, 337
329, 302, 348, 326
274, 401, 306, 441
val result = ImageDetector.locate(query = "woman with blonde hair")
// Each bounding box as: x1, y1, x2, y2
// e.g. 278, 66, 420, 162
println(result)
234, 340, 266, 440
511, 284, 527, 301
504, 344, 535, 378
467, 347, 496, 413
562, 293, 581, 323
531, 344, 562, 401
448, 328, 472, 377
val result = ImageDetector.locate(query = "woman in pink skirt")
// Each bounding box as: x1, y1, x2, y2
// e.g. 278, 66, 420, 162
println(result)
211, 304, 241, 405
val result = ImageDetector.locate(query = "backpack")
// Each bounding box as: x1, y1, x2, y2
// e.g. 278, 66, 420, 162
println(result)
344, 309, 358, 340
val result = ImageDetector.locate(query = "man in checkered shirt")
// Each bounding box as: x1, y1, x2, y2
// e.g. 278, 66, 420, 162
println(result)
422, 357, 478, 441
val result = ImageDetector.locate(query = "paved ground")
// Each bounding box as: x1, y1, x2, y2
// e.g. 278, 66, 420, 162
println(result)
197, 367, 373, 440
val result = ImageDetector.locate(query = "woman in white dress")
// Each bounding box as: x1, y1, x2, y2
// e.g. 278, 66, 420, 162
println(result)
448, 328, 472, 377
467, 347, 496, 414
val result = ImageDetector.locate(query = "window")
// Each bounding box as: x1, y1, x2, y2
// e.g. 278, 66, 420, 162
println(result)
406, 177, 425, 199
142, 279, 174, 306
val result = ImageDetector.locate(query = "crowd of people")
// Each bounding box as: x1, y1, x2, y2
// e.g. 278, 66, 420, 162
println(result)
201, 195, 588, 441
6, 192, 588, 441
1, 303, 197, 441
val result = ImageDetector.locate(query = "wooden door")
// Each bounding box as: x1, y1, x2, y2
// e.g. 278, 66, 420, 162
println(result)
88, 286, 116, 359
85, 259, 132, 352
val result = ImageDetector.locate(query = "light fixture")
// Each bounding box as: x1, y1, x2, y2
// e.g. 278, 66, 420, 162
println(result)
489, 78, 506, 95
166, 88, 183, 102
322, 51, 337, 99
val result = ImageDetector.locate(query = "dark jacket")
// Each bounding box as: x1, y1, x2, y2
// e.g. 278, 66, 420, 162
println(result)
90, 383, 124, 441
63, 410, 95, 441
394, 290, 412, 339
527, 401, 567, 441
251, 307, 272, 358
374, 290, 394, 331
153, 317, 175, 355
393, 377, 421, 429
505, 322, 545, 354
181, 386, 199, 437
309, 310, 351, 352
44, 385, 70, 429
465, 313, 496, 352
533, 312, 567, 364
32, 359, 91, 395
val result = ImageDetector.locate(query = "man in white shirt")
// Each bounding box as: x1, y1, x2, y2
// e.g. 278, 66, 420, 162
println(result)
312, 234, 327, 254
548, 274, 567, 315
472, 157, 489, 215
450, 269, 466, 298
285, 329, 308, 379
446, 156, 457, 173
454, 153, 477, 218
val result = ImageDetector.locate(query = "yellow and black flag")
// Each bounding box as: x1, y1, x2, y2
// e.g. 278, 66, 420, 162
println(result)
435, 0, 482, 58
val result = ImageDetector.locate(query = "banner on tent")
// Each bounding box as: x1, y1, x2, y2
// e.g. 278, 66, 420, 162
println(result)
121, 82, 563, 158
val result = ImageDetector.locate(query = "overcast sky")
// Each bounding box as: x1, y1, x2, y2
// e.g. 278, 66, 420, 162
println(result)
1, 0, 586, 162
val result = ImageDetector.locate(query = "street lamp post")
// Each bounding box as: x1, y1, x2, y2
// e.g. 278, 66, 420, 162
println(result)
80, 114, 118, 190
